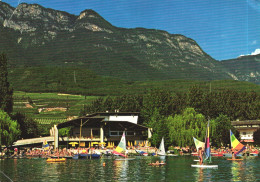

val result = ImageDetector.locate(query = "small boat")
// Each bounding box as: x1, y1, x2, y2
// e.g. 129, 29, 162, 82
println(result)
191, 164, 218, 168
191, 121, 218, 168
223, 153, 242, 158
115, 158, 135, 161
112, 131, 127, 158
249, 152, 259, 157
227, 158, 243, 161
135, 149, 148, 156
46, 158, 66, 162
230, 130, 246, 157
212, 152, 224, 157
158, 137, 166, 156
91, 154, 101, 159
149, 162, 166, 166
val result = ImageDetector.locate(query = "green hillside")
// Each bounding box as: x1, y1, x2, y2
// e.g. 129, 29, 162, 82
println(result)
9, 66, 260, 97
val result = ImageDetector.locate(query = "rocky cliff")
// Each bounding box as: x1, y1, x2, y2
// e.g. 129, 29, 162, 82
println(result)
0, 2, 242, 81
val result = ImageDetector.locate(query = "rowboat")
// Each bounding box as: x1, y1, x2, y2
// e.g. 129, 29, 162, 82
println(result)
46, 158, 66, 162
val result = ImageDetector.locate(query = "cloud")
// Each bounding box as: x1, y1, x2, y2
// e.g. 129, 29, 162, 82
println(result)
238, 48, 260, 57
251, 48, 260, 55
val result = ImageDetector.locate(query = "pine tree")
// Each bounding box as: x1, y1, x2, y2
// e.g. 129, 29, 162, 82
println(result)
0, 53, 13, 113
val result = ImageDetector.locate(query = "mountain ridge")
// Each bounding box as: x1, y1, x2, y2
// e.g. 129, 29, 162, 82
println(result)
0, 2, 259, 84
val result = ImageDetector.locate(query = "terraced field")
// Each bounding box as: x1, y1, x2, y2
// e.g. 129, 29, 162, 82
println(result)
13, 91, 100, 124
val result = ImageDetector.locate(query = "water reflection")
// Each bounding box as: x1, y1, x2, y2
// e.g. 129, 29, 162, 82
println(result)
1, 157, 260, 181
113, 159, 129, 181
230, 160, 243, 181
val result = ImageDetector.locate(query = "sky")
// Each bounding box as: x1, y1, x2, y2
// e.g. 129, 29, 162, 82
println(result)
2, 0, 260, 60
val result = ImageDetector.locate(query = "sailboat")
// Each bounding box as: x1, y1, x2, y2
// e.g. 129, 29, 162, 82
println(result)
191, 121, 218, 168
113, 131, 127, 158
192, 137, 205, 161
113, 131, 135, 160
193, 137, 205, 153
158, 137, 166, 156
225, 130, 246, 159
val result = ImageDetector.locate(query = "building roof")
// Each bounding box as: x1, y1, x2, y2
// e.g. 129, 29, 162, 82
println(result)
102, 120, 148, 130
231, 120, 260, 126
86, 112, 139, 117
57, 116, 105, 129
57, 112, 148, 131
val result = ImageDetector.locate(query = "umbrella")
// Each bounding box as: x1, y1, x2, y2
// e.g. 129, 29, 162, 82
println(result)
99, 142, 106, 146
69, 142, 78, 147
91, 142, 99, 146
128, 141, 130, 147
134, 141, 137, 146
80, 142, 85, 147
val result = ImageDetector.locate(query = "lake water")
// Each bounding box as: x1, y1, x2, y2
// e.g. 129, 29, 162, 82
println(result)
0, 156, 260, 182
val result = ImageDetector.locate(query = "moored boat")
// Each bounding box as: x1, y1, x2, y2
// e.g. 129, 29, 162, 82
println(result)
46, 158, 66, 162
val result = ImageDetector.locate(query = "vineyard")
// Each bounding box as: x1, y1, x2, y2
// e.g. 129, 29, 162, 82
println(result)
13, 91, 100, 125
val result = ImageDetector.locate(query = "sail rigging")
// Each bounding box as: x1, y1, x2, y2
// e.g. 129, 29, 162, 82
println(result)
230, 130, 246, 156
112, 131, 127, 157
158, 137, 166, 156
204, 121, 211, 163
193, 137, 205, 151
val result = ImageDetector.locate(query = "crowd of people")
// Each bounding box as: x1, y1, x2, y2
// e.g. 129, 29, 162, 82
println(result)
0, 145, 259, 159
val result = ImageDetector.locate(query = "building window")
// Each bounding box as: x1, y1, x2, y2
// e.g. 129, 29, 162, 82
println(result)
109, 131, 135, 136
126, 131, 135, 136
110, 131, 118, 136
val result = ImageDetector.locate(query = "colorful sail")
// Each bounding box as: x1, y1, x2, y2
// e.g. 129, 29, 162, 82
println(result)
230, 130, 246, 156
193, 137, 205, 151
158, 137, 166, 156
113, 131, 127, 157
204, 121, 211, 163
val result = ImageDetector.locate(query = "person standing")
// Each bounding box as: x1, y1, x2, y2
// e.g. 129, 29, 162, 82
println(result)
198, 147, 203, 165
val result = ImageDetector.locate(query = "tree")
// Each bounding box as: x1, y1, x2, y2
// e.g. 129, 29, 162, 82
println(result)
0, 110, 20, 146
0, 53, 13, 113
253, 128, 260, 145
210, 114, 234, 147
143, 108, 170, 148
141, 89, 174, 122
187, 85, 204, 113
166, 108, 207, 147
12, 112, 40, 139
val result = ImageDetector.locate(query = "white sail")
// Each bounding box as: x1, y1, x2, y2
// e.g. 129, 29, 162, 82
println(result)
158, 137, 166, 156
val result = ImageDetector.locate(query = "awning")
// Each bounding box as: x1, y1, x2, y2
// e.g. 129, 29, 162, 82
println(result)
241, 139, 254, 143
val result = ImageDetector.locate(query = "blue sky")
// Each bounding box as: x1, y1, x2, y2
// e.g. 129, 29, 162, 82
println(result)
3, 0, 260, 60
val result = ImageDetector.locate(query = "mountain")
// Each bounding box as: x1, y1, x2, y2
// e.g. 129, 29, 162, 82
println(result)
0, 2, 257, 84
221, 54, 260, 84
